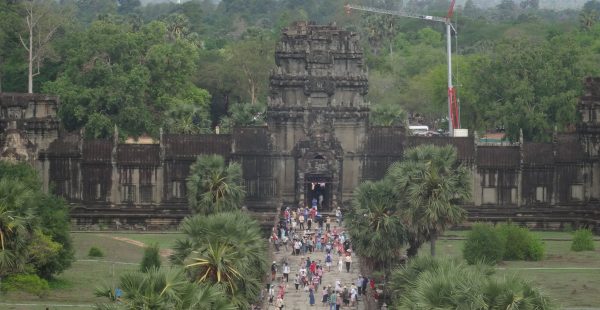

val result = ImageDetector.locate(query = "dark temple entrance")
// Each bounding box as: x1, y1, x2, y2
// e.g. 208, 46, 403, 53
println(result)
305, 174, 332, 211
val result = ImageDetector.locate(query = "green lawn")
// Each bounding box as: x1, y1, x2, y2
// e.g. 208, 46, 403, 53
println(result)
0, 232, 182, 309
2, 230, 599, 309
429, 231, 600, 308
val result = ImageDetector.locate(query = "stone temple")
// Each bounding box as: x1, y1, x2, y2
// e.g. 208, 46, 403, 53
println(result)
1, 22, 600, 230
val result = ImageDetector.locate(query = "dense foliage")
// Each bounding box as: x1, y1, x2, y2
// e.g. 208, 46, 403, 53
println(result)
387, 144, 471, 257
2, 0, 600, 141
571, 228, 596, 251
186, 154, 245, 215
346, 180, 406, 270
497, 224, 545, 261
0, 161, 74, 281
170, 211, 267, 308
95, 267, 235, 310
463, 223, 505, 265
139, 243, 161, 272
389, 256, 555, 309
463, 223, 545, 263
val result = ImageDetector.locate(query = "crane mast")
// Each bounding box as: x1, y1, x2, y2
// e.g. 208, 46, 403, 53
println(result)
345, 1, 460, 136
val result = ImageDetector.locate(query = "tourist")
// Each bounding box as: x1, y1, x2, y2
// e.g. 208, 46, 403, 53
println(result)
307, 217, 312, 230
350, 284, 358, 306
282, 235, 289, 252
336, 290, 343, 310
321, 286, 329, 307
308, 285, 315, 306
299, 213, 305, 230
271, 261, 277, 281
362, 276, 368, 295
325, 216, 331, 232
275, 296, 285, 310
337, 255, 343, 272
345, 253, 352, 273
294, 274, 300, 290
325, 252, 332, 271
312, 272, 320, 291
328, 290, 337, 310
317, 265, 324, 284
294, 239, 301, 255
272, 233, 280, 252
283, 262, 290, 282
268, 283, 275, 304
335, 207, 343, 224
342, 285, 349, 307
356, 275, 363, 296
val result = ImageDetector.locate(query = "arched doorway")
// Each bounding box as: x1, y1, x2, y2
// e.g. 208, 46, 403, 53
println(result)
305, 174, 332, 210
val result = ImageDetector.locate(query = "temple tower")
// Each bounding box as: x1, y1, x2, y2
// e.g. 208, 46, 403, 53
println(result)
267, 22, 370, 210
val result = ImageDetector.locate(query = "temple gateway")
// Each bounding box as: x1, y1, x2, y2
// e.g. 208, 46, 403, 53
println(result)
1, 22, 599, 230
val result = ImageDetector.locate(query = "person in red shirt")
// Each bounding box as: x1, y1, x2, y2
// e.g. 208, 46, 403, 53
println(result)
310, 260, 317, 275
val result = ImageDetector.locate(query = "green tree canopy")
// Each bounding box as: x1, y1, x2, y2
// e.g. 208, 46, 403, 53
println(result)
170, 212, 267, 308
186, 155, 245, 215
0, 161, 73, 280
42, 19, 211, 138
387, 144, 471, 257
346, 180, 407, 270
95, 267, 236, 310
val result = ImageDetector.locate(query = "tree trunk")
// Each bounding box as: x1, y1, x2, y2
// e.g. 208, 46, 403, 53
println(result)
28, 24, 33, 94
430, 234, 437, 257
406, 244, 419, 258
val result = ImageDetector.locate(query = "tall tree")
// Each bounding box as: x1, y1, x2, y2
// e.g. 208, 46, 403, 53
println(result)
387, 145, 471, 257
186, 155, 245, 215
466, 36, 583, 142
346, 180, 406, 271
225, 29, 275, 105
170, 212, 267, 308
18, 0, 69, 93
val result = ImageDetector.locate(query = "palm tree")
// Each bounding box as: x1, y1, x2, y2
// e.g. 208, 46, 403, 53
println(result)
0, 180, 35, 278
387, 144, 471, 257
171, 212, 267, 308
95, 267, 235, 310
370, 104, 408, 127
346, 180, 406, 271
187, 155, 245, 215
390, 256, 555, 309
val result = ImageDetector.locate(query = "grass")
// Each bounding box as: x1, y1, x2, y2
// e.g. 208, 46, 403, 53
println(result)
429, 231, 600, 308
0, 232, 182, 309
2, 230, 599, 308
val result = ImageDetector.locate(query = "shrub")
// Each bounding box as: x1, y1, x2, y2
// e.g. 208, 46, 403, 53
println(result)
140, 243, 161, 272
496, 224, 544, 261
1, 274, 50, 297
571, 228, 596, 252
463, 223, 505, 265
88, 246, 104, 258
390, 257, 555, 309
527, 236, 545, 261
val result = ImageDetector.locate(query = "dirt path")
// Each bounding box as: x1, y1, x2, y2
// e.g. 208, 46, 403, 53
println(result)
107, 236, 173, 257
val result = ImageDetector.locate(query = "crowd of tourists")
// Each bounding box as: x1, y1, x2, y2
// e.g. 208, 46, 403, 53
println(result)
263, 202, 373, 309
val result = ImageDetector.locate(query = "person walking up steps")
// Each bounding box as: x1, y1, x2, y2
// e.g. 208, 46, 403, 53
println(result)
283, 262, 290, 282
329, 290, 337, 310
338, 255, 343, 272
294, 274, 300, 290
271, 261, 278, 281
345, 253, 352, 273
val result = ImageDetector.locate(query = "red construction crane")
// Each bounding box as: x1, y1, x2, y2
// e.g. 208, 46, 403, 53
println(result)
345, 0, 461, 136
